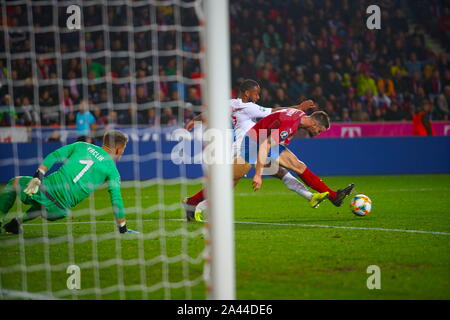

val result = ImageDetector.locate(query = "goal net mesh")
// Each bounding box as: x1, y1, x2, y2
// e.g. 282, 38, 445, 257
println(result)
0, 0, 208, 300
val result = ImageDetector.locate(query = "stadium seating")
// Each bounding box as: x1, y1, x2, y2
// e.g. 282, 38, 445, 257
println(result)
0, 0, 449, 129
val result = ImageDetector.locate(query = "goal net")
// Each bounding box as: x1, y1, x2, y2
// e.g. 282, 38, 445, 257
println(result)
0, 0, 232, 300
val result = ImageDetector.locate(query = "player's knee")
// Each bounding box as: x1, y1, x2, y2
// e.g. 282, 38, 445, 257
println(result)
273, 167, 288, 179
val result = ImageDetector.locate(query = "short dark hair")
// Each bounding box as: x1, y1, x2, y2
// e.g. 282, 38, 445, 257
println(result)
310, 111, 331, 129
240, 79, 259, 93
103, 130, 129, 148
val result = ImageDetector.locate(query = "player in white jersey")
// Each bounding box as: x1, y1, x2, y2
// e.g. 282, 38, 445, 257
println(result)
229, 80, 312, 158
183, 79, 329, 221
229, 96, 271, 159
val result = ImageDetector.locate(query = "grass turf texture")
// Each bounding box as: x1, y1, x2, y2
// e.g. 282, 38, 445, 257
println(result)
0, 174, 449, 299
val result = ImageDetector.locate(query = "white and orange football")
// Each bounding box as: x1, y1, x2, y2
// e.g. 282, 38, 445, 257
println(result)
350, 194, 372, 216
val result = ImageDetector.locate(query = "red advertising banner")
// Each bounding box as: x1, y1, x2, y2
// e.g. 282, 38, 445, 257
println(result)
316, 122, 450, 138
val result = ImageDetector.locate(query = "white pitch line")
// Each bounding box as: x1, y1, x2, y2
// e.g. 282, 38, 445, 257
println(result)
22, 218, 450, 236
0, 289, 59, 300
234, 187, 450, 197
233, 221, 450, 236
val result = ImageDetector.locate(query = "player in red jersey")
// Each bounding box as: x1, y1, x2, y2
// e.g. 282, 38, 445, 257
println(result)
242, 109, 353, 203
185, 108, 354, 220
183, 80, 328, 221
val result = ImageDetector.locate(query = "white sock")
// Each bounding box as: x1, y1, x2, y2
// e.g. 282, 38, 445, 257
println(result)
195, 200, 208, 213
281, 172, 312, 201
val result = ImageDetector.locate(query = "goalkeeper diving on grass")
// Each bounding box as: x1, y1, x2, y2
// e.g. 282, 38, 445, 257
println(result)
0, 130, 138, 235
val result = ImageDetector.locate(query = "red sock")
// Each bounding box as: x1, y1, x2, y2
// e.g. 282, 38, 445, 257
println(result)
299, 168, 337, 199
187, 189, 205, 206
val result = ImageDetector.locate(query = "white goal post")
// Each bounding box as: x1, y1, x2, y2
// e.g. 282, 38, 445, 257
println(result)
204, 0, 235, 300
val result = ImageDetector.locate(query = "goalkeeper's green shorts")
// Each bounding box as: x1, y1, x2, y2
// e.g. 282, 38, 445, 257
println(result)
18, 176, 68, 221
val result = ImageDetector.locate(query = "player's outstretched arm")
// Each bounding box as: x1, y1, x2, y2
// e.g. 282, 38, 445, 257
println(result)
107, 172, 139, 234
270, 99, 316, 113
41, 143, 77, 170
252, 137, 270, 191
294, 99, 316, 111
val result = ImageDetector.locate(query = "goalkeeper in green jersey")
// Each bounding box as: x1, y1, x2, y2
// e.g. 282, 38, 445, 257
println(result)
0, 130, 138, 234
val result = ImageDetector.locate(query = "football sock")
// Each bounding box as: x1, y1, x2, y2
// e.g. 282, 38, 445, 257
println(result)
281, 172, 312, 200
195, 200, 208, 213
298, 168, 337, 199
187, 189, 205, 206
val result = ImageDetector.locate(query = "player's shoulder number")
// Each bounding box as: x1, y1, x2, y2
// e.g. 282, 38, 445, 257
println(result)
73, 160, 94, 183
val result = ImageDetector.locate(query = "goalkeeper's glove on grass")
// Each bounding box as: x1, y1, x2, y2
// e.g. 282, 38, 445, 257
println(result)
118, 222, 139, 234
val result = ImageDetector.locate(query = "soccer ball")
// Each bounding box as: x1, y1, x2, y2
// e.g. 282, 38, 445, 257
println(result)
350, 194, 372, 216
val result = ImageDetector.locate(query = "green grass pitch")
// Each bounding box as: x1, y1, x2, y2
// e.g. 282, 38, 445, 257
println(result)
1, 174, 449, 299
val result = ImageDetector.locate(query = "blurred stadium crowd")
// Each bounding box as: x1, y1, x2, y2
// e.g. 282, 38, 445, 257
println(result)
0, 2, 201, 127
0, 0, 449, 128
229, 0, 450, 122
